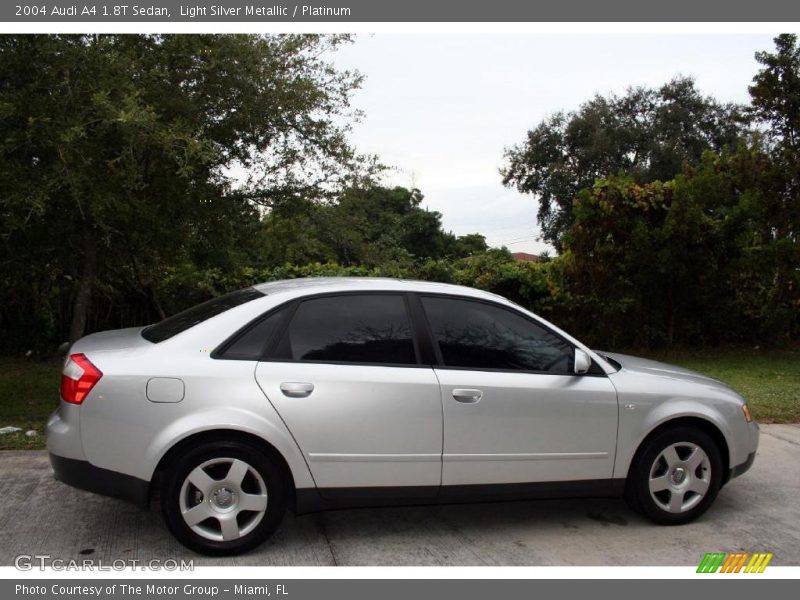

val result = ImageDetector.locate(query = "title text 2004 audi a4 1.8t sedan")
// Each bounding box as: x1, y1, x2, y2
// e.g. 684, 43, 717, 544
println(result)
47, 278, 759, 555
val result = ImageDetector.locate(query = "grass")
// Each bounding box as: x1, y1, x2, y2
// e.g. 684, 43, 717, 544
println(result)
0, 357, 60, 450
0, 349, 798, 450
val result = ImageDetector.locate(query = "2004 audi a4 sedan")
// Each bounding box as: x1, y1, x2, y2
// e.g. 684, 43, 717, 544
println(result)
47, 277, 759, 555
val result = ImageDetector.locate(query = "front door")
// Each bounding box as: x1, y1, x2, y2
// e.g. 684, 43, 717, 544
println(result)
418, 295, 618, 487
254, 293, 442, 495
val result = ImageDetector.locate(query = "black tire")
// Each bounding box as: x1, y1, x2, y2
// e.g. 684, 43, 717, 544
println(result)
625, 426, 723, 525
161, 440, 288, 555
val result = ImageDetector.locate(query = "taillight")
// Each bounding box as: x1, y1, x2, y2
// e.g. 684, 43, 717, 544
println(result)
61, 353, 103, 405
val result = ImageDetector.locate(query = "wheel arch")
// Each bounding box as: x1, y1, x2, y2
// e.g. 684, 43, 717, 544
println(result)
151, 429, 297, 509
625, 416, 731, 484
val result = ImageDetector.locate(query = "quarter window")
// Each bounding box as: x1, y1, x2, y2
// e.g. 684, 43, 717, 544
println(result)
421, 296, 573, 373
272, 295, 417, 365
218, 305, 291, 360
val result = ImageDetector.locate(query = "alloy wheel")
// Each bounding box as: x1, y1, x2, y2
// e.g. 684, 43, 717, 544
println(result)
178, 457, 268, 542
648, 442, 711, 514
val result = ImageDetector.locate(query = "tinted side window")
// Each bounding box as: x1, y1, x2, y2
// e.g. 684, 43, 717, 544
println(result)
142, 287, 265, 343
218, 305, 290, 360
272, 295, 417, 365
421, 296, 573, 373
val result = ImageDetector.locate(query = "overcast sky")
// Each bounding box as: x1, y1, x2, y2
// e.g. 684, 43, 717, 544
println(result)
331, 34, 777, 254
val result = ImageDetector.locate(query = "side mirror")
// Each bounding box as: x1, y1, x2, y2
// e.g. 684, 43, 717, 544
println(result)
574, 348, 592, 375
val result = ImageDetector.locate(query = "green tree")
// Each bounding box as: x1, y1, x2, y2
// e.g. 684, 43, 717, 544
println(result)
751, 33, 800, 148
453, 233, 489, 257
501, 77, 747, 248
259, 186, 479, 268
560, 142, 796, 347
748, 34, 800, 327
0, 34, 372, 344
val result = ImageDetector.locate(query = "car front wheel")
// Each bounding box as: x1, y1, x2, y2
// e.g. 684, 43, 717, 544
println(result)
161, 441, 288, 555
627, 426, 723, 525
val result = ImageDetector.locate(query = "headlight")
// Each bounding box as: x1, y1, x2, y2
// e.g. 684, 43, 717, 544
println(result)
742, 404, 753, 423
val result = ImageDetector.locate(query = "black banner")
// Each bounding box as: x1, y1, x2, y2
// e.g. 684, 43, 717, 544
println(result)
3, 0, 800, 22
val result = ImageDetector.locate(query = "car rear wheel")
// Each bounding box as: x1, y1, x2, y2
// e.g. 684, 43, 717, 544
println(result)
161, 441, 288, 555
626, 426, 723, 525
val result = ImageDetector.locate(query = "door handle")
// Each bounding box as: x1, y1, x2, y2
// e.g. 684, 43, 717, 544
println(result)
280, 382, 314, 398
452, 388, 483, 403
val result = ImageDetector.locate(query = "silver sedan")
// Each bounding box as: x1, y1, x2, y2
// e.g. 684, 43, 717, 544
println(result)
47, 278, 759, 555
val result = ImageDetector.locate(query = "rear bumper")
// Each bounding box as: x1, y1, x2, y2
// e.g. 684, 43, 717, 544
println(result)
49, 453, 150, 508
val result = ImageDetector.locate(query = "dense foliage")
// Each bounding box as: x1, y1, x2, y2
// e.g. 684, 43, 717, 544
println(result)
258, 186, 487, 267
501, 77, 746, 248
561, 144, 798, 346
0, 34, 798, 354
0, 34, 375, 348
498, 35, 800, 346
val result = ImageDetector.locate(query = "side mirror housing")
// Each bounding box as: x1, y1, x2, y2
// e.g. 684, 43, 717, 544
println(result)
574, 348, 592, 374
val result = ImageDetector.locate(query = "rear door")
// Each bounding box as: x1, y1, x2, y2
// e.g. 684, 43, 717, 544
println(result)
254, 293, 443, 496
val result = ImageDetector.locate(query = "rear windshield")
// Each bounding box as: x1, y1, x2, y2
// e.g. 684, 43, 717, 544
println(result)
142, 287, 265, 343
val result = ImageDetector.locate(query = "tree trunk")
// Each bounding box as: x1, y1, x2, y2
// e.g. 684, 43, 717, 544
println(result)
667, 309, 676, 347
147, 285, 167, 321
69, 230, 97, 343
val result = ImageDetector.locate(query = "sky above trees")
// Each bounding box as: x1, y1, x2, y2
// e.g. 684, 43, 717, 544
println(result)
333, 34, 776, 254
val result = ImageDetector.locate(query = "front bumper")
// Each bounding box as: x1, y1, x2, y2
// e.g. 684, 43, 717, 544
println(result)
49, 453, 150, 508
725, 417, 759, 484
729, 451, 756, 480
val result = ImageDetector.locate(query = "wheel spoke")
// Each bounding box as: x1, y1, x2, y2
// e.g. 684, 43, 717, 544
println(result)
183, 503, 213, 527
649, 475, 670, 493
685, 447, 705, 471
689, 477, 710, 496
668, 490, 684, 513
218, 514, 240, 541
188, 466, 216, 495
662, 446, 681, 469
239, 492, 268, 513
225, 459, 249, 486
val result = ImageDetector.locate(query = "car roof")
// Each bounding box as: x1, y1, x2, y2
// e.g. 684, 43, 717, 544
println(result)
252, 277, 505, 302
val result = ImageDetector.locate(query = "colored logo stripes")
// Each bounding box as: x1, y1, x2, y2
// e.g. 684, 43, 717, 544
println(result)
697, 552, 773, 573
